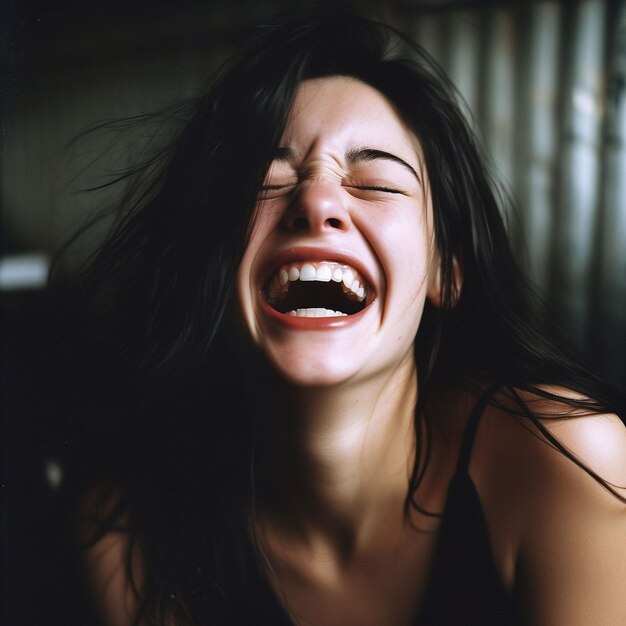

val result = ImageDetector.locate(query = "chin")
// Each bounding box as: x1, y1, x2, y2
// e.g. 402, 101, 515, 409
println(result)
262, 342, 366, 389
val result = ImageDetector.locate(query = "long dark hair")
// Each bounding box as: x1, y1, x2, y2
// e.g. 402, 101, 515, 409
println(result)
54, 9, 624, 625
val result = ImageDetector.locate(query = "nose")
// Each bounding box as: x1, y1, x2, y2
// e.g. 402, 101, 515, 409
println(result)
282, 180, 351, 234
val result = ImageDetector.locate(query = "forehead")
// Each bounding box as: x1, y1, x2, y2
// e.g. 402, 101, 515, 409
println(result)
281, 77, 422, 163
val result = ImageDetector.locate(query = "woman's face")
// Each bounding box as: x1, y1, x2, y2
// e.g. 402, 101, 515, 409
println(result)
237, 77, 440, 388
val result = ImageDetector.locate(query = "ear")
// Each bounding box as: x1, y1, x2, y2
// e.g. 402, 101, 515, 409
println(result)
427, 256, 462, 307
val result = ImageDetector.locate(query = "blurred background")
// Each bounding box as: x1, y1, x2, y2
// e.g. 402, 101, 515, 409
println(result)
2, 0, 625, 623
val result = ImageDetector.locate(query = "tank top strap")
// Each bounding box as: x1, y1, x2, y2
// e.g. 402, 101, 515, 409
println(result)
455, 382, 502, 474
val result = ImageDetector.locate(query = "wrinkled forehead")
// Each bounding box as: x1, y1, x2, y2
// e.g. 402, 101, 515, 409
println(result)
279, 77, 426, 172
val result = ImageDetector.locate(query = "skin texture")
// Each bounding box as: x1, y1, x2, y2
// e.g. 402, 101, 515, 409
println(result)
472, 389, 626, 626
83, 78, 626, 625
236, 77, 440, 389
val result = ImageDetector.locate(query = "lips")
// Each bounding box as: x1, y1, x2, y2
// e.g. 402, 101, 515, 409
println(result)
260, 249, 376, 321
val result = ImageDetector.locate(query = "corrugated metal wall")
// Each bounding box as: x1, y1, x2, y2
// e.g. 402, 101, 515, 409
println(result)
2, 0, 625, 383
401, 1, 625, 382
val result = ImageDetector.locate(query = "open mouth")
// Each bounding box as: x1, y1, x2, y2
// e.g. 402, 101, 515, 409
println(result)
263, 261, 373, 318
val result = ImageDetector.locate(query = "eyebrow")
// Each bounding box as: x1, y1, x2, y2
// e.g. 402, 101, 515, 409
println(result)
272, 146, 296, 161
346, 147, 421, 185
270, 146, 421, 185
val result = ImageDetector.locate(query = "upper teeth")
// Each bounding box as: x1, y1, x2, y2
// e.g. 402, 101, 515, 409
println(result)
273, 261, 367, 302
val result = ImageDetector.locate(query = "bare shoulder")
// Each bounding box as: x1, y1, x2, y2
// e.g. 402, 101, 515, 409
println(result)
498, 384, 626, 490
78, 488, 142, 626
471, 385, 625, 483
470, 384, 626, 625
536, 387, 626, 485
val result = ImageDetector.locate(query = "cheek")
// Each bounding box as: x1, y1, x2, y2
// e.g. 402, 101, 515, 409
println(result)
235, 257, 255, 344
372, 211, 435, 322
238, 207, 276, 282
236, 208, 282, 338
375, 210, 433, 277
243, 203, 284, 259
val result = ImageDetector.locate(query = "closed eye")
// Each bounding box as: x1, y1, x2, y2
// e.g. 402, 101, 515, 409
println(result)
346, 184, 406, 195
258, 182, 297, 198
259, 182, 406, 197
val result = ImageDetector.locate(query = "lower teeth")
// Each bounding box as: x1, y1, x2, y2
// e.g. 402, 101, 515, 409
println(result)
287, 308, 348, 318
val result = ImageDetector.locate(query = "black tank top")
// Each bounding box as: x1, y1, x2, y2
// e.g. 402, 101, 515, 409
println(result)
417, 383, 517, 624
233, 384, 517, 624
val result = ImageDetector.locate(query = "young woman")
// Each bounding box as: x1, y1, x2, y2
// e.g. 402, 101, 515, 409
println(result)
63, 10, 626, 626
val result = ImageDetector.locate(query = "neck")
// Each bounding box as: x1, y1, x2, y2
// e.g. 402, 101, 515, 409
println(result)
252, 351, 418, 553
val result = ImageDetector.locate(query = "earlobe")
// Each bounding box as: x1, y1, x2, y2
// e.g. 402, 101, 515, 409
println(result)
427, 257, 462, 308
